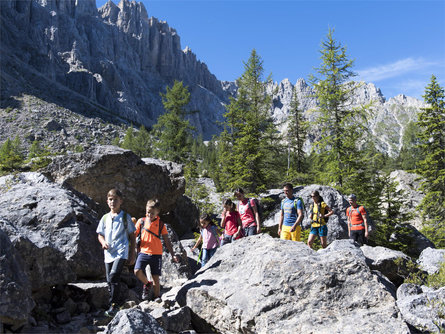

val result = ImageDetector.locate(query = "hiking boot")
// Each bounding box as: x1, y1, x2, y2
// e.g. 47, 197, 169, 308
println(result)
105, 304, 118, 317
142, 282, 153, 301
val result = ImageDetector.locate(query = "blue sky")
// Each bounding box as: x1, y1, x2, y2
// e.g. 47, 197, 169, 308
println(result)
97, 0, 445, 100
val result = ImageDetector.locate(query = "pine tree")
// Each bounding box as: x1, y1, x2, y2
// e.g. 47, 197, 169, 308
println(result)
416, 75, 445, 248
0, 137, 23, 172
369, 172, 414, 254
27, 141, 51, 171
152, 80, 195, 164
309, 28, 370, 191
120, 125, 152, 158
217, 49, 280, 193
285, 87, 309, 184
121, 127, 136, 151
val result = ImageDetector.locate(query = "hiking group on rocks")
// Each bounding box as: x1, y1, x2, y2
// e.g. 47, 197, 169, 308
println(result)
97, 182, 370, 318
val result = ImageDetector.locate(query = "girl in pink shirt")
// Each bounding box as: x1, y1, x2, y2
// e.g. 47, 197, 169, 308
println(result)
191, 214, 220, 267
221, 199, 243, 245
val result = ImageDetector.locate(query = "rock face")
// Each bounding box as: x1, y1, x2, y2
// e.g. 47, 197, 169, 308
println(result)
397, 283, 445, 333
176, 234, 410, 334
43, 145, 186, 219
0, 172, 103, 289
0, 0, 228, 140
390, 170, 424, 230
417, 247, 445, 275
360, 245, 411, 287
0, 0, 425, 153
269, 79, 425, 157
0, 229, 35, 328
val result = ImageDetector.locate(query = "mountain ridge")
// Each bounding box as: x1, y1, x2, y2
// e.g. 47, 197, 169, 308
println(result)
0, 0, 425, 155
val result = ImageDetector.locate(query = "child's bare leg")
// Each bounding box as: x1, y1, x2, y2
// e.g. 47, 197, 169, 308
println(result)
134, 269, 149, 285
152, 274, 161, 298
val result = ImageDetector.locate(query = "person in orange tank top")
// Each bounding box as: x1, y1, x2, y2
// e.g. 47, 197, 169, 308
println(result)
346, 194, 369, 246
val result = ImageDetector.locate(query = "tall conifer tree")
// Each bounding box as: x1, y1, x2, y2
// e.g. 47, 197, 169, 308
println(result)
309, 28, 370, 191
416, 75, 445, 247
285, 87, 308, 182
152, 80, 195, 164
218, 49, 279, 193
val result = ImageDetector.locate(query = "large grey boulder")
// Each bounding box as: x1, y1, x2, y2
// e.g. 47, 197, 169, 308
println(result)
262, 185, 351, 242
0, 229, 35, 328
176, 234, 409, 334
159, 225, 192, 288
361, 245, 412, 287
104, 308, 166, 334
397, 283, 445, 333
43, 146, 185, 218
149, 305, 192, 333
417, 247, 445, 275
0, 173, 103, 290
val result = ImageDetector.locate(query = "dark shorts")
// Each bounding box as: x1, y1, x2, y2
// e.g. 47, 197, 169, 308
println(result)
135, 253, 162, 276
310, 225, 328, 237
350, 230, 366, 246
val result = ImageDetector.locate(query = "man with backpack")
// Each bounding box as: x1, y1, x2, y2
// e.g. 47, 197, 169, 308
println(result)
278, 183, 304, 241
346, 194, 369, 246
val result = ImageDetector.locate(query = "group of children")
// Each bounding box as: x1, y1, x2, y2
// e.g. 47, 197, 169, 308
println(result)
96, 188, 179, 317
97, 185, 369, 317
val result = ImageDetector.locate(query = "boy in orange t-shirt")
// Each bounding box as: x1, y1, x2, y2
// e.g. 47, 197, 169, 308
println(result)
134, 200, 180, 302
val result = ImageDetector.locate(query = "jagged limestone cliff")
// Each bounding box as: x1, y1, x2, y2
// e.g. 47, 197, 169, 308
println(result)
0, 0, 425, 152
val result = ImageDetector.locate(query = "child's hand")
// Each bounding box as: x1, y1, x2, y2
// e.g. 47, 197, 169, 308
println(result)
101, 241, 110, 250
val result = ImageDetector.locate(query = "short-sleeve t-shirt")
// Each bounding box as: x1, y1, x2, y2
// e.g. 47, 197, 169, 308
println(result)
201, 225, 219, 250
281, 197, 303, 226
134, 216, 168, 255
96, 210, 136, 263
238, 199, 256, 228
222, 210, 241, 236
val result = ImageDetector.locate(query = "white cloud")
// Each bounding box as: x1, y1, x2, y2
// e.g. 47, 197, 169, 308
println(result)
357, 58, 438, 82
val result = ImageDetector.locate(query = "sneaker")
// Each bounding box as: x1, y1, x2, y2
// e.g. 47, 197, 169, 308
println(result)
142, 282, 153, 301
104, 304, 118, 317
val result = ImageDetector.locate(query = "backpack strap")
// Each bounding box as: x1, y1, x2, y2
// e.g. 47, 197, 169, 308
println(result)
140, 217, 164, 240
245, 198, 257, 227
106, 212, 130, 238
348, 206, 365, 227
209, 225, 220, 247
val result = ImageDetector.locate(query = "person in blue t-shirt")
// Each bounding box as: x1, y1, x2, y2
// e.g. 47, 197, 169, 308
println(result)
278, 183, 304, 241
96, 188, 136, 317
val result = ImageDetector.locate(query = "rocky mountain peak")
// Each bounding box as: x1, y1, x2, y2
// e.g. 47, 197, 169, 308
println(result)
35, 0, 97, 17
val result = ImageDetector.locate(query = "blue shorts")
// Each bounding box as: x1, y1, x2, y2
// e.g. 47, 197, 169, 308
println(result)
310, 225, 328, 237
135, 253, 162, 276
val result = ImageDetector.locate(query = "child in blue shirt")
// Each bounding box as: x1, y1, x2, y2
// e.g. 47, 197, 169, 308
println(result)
96, 188, 136, 317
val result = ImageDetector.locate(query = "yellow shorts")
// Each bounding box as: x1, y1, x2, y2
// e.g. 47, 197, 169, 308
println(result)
280, 224, 301, 241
